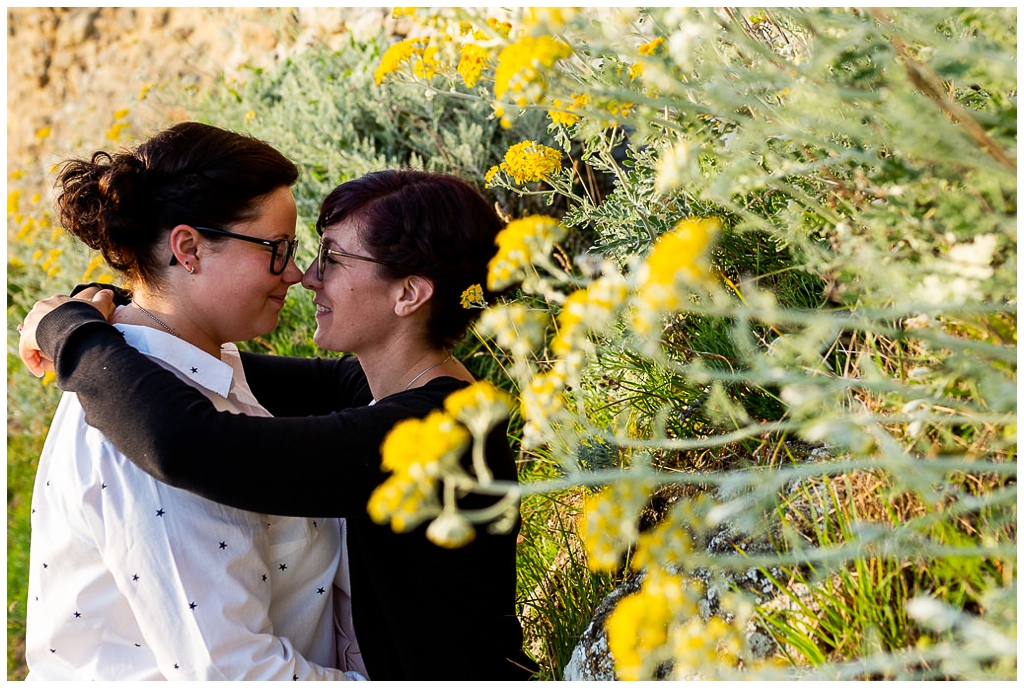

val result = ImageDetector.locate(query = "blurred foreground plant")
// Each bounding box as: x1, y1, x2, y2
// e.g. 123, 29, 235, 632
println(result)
375, 6, 1016, 679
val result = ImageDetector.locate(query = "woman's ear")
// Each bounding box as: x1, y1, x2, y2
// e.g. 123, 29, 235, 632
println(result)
394, 275, 435, 317
168, 225, 201, 272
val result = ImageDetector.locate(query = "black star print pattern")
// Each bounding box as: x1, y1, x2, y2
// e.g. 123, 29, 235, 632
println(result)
219, 541, 227, 550
189, 601, 197, 610
155, 508, 165, 517
132, 574, 139, 582
262, 573, 268, 582
73, 611, 82, 618
317, 587, 325, 595
279, 563, 288, 571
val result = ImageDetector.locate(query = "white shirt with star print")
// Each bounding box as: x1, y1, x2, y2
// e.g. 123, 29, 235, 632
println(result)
25, 323, 349, 680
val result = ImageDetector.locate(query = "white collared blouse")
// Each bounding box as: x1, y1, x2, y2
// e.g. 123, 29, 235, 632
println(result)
25, 324, 346, 680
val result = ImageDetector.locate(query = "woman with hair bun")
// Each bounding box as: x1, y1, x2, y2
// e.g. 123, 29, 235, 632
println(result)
20, 122, 365, 680
20, 169, 537, 679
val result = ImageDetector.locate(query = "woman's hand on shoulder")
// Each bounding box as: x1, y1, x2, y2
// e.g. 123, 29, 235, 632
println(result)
18, 287, 117, 377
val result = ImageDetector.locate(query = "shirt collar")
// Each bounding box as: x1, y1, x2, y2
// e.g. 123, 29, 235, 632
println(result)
113, 323, 235, 398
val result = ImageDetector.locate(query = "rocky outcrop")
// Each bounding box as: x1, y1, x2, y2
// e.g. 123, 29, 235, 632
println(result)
6, 8, 401, 178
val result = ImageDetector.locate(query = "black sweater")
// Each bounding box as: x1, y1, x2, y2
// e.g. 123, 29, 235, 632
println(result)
37, 301, 536, 680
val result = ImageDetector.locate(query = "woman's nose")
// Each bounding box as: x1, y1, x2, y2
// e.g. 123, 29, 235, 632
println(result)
300, 259, 320, 290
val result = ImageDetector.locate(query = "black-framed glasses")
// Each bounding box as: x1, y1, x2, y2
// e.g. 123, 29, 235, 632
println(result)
316, 239, 389, 280
172, 226, 298, 275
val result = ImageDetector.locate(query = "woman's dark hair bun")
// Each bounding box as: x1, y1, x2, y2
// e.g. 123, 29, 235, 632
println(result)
54, 122, 298, 286
56, 151, 151, 272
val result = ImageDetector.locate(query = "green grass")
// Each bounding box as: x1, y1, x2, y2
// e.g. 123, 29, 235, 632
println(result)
6, 429, 44, 680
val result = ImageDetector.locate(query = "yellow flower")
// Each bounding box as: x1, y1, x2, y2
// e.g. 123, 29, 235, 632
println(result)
42, 371, 57, 386
457, 43, 489, 88
547, 93, 588, 127
484, 165, 501, 187
138, 82, 154, 100
9, 169, 24, 180
580, 477, 657, 571
380, 409, 468, 480
9, 256, 25, 268
106, 121, 129, 142
520, 369, 568, 447
606, 588, 672, 680
444, 381, 513, 436
374, 36, 437, 85
477, 303, 548, 358
460, 283, 487, 309
113, 108, 130, 120
369, 409, 470, 532
486, 17, 512, 38
497, 140, 562, 185
629, 62, 644, 81
493, 35, 571, 104
638, 36, 665, 55
550, 273, 629, 357
606, 571, 701, 680
8, 190, 23, 215
36, 126, 52, 140
82, 254, 107, 282
41, 248, 63, 278
244, 110, 257, 122
633, 217, 719, 336
487, 215, 566, 290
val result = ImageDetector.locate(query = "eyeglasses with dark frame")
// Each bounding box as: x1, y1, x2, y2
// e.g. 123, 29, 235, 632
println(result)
170, 226, 299, 275
316, 238, 389, 280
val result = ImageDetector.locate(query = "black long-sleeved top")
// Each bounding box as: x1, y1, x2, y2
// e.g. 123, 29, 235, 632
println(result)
36, 301, 536, 680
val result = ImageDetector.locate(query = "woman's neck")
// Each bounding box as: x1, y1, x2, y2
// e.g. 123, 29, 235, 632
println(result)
357, 342, 470, 401
114, 291, 223, 359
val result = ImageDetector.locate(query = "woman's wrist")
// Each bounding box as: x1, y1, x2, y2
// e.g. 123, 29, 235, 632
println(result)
37, 300, 116, 361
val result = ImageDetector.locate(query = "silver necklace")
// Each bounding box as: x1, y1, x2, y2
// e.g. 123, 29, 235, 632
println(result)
403, 353, 452, 391
132, 301, 178, 337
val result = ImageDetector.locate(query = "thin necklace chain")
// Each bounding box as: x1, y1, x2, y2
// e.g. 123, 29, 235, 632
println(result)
132, 301, 178, 337
403, 353, 452, 391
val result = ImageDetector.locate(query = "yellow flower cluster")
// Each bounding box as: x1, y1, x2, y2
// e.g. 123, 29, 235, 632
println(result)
520, 370, 568, 448
374, 36, 438, 85
457, 43, 490, 88
629, 501, 700, 573
477, 303, 548, 358
493, 35, 571, 110
487, 140, 563, 187
551, 272, 629, 357
486, 17, 512, 38
443, 380, 513, 437
40, 248, 63, 279
547, 93, 589, 127
633, 217, 719, 337
638, 36, 666, 55
606, 571, 698, 680
669, 616, 743, 679
460, 283, 486, 309
487, 215, 566, 290
367, 410, 469, 532
580, 476, 657, 571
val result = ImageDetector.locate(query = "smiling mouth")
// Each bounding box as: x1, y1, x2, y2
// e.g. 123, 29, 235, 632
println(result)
315, 304, 332, 314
